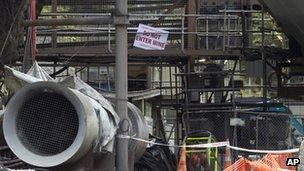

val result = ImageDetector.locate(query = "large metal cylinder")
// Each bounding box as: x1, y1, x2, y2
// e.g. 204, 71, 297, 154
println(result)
4, 82, 100, 167
3, 81, 149, 168
128, 102, 149, 161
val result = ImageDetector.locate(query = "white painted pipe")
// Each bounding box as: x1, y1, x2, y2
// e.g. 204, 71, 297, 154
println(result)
3, 81, 149, 168
4, 82, 102, 167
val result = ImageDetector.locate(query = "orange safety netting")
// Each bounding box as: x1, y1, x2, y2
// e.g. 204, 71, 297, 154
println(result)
224, 154, 297, 171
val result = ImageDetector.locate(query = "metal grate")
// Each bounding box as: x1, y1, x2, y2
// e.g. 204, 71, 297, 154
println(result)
16, 92, 79, 156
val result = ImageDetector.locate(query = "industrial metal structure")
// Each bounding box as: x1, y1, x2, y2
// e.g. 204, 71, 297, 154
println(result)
0, 0, 304, 170
2, 68, 149, 170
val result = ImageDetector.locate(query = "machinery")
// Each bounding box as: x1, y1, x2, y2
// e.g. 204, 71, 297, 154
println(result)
183, 63, 292, 152
2, 81, 149, 170
184, 131, 219, 171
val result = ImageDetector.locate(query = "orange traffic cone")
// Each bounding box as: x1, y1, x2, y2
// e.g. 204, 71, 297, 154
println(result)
178, 145, 187, 171
223, 147, 232, 169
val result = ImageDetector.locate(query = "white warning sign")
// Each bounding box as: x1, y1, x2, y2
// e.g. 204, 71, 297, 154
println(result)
133, 24, 169, 50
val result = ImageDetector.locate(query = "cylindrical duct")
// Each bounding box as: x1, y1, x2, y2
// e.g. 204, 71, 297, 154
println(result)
128, 102, 149, 161
3, 81, 149, 168
3, 82, 100, 167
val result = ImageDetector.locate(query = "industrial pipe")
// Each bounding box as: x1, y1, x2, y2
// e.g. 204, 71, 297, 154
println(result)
127, 102, 149, 161
23, 17, 114, 27
3, 81, 148, 168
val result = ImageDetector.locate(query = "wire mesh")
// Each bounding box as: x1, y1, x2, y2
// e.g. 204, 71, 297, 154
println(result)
182, 111, 304, 152
16, 92, 79, 156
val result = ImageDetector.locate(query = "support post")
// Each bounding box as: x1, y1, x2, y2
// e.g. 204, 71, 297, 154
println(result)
23, 0, 35, 72
187, 0, 196, 50
187, 0, 197, 72
22, 28, 32, 73
30, 0, 36, 61
51, 0, 57, 48
261, 9, 267, 110
115, 0, 129, 171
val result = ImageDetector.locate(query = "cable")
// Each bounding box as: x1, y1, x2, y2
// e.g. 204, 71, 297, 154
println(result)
62, 25, 101, 64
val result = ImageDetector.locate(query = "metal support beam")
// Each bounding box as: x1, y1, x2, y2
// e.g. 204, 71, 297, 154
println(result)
35, 45, 241, 58
22, 32, 32, 72
51, 0, 57, 48
187, 0, 196, 72
261, 9, 267, 110
24, 17, 114, 26
187, 0, 196, 50
115, 0, 129, 171
30, 0, 37, 61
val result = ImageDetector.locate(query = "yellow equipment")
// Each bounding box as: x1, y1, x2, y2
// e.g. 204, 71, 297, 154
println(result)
184, 131, 219, 171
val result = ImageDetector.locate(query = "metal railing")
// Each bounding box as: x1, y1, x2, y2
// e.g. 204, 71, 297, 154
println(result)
35, 9, 288, 53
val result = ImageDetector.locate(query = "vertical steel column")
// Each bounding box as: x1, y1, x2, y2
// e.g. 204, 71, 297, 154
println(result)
22, 29, 32, 72
157, 61, 166, 140
206, 17, 209, 50
187, 0, 197, 72
261, 8, 270, 149
30, 0, 36, 61
223, 7, 227, 51
51, 0, 57, 48
184, 62, 190, 134
108, 24, 112, 53
261, 9, 267, 110
187, 0, 196, 50
107, 66, 111, 91
181, 11, 185, 51
169, 66, 173, 106
174, 66, 180, 148
115, 0, 129, 170
241, 11, 248, 49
